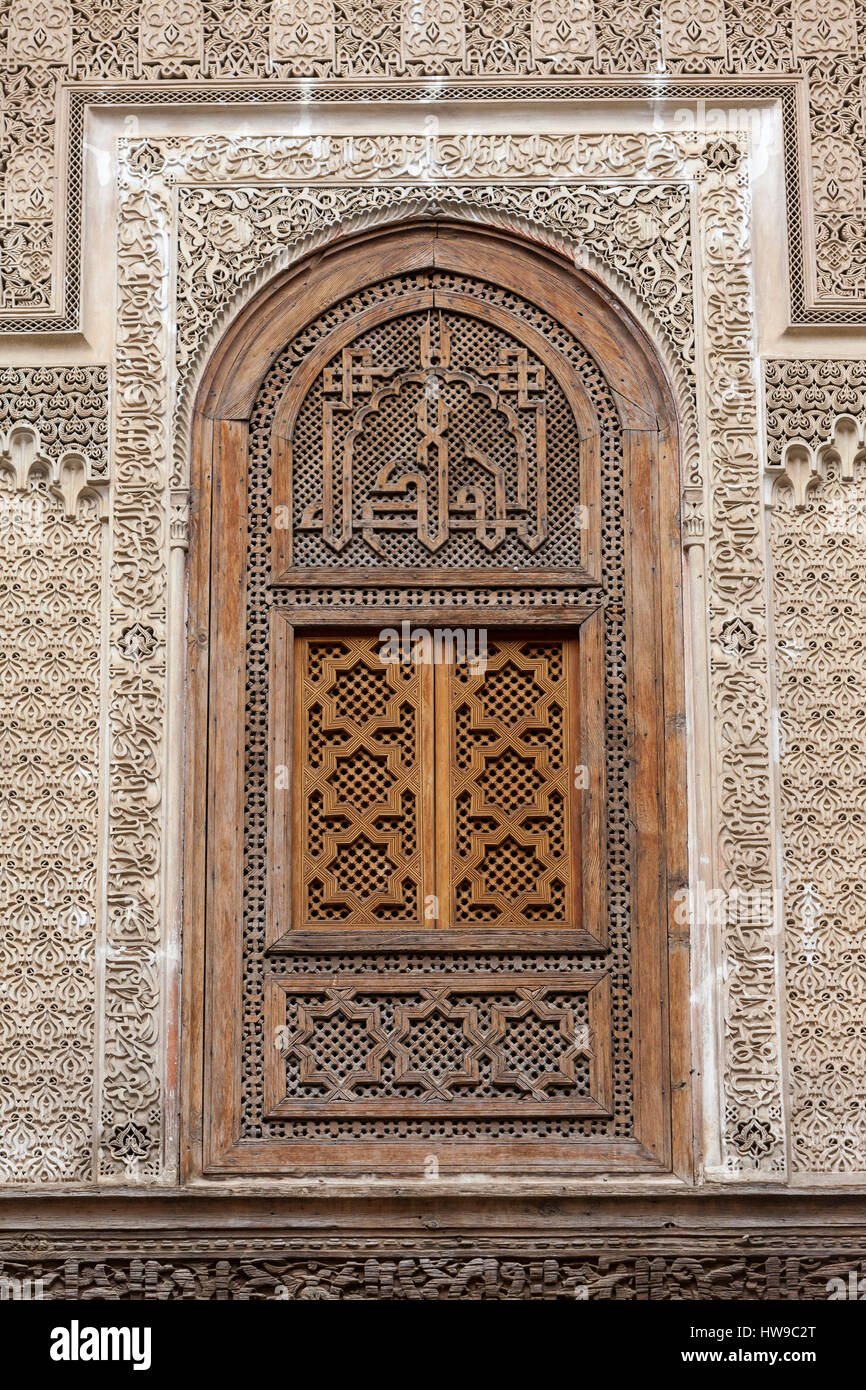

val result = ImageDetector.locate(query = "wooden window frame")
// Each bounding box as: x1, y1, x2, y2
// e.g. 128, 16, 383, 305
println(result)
183, 223, 692, 1182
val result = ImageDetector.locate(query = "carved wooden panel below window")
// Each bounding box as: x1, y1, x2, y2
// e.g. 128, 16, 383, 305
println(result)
264, 973, 612, 1118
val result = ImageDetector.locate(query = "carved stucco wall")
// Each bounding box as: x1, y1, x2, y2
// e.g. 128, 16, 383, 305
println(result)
0, 370, 108, 1182
2, 0, 866, 328
766, 360, 866, 1174
0, 4, 864, 1191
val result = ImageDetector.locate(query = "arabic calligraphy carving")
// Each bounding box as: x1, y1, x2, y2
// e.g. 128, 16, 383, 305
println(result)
295, 312, 551, 561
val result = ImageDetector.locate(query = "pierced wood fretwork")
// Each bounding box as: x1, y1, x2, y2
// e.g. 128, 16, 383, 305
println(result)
292, 632, 433, 930
274, 274, 588, 578
302, 315, 549, 555
446, 635, 582, 932
264, 972, 612, 1119
281, 630, 594, 941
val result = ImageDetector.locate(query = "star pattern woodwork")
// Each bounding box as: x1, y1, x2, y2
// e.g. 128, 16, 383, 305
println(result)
295, 634, 430, 928
266, 973, 610, 1116
448, 638, 578, 929
290, 633, 584, 934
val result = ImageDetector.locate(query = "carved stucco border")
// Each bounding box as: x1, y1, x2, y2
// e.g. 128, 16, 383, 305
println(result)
3, 70, 860, 331
763, 359, 866, 1176
106, 128, 784, 1183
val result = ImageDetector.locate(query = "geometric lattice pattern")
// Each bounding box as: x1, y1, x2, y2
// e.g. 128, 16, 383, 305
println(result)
298, 635, 430, 927
450, 640, 576, 927
294, 632, 578, 932
268, 975, 609, 1117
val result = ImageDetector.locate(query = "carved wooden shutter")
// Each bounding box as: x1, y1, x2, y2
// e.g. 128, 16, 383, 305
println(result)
280, 629, 600, 940
291, 631, 437, 932
196, 227, 682, 1177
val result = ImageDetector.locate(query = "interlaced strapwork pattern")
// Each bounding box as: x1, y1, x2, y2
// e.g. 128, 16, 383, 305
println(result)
273, 980, 595, 1111
299, 635, 426, 926
297, 632, 575, 932
450, 640, 573, 927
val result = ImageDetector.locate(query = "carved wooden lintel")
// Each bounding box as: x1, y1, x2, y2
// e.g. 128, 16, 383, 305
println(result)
0, 1191, 865, 1300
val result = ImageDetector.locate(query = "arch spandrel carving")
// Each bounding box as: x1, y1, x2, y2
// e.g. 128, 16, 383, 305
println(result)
194, 222, 674, 434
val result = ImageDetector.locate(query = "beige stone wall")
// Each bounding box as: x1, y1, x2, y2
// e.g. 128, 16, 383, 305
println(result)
1, 2, 865, 1190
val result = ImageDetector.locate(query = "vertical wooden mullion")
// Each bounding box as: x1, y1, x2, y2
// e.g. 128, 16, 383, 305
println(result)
205, 417, 248, 1165
265, 613, 294, 949
291, 628, 305, 937
181, 410, 214, 1181
576, 611, 607, 947
657, 426, 692, 1180
624, 427, 669, 1166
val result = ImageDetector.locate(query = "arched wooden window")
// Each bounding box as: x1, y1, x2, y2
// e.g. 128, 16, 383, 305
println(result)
184, 224, 689, 1179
